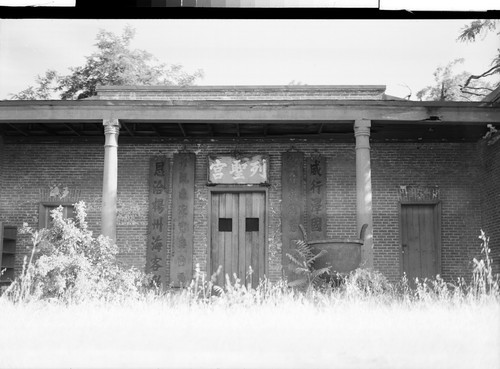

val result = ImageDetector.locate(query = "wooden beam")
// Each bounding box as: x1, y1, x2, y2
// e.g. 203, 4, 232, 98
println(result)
121, 122, 135, 136
178, 123, 187, 137
1, 100, 499, 123
64, 123, 82, 136
7, 123, 29, 136
150, 124, 161, 137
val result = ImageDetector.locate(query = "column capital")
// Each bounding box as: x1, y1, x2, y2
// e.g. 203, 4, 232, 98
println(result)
354, 119, 371, 137
103, 119, 120, 135
354, 119, 371, 149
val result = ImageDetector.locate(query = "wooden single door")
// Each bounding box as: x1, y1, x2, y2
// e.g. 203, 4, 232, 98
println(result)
211, 192, 265, 288
401, 203, 440, 284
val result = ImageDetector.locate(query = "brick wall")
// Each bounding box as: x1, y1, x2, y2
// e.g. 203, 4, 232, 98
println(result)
0, 139, 487, 283
479, 136, 500, 275
371, 143, 483, 282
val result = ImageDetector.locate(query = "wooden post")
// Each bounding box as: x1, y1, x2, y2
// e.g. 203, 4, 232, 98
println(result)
170, 152, 196, 287
281, 151, 305, 280
101, 119, 120, 244
146, 157, 170, 288
354, 119, 374, 269
0, 135, 3, 198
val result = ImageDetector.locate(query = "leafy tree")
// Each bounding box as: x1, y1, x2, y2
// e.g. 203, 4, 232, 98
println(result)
416, 20, 499, 101
416, 58, 494, 101
10, 26, 204, 100
457, 19, 500, 97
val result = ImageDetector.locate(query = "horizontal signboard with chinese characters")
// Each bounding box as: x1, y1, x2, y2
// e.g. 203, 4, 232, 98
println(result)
208, 155, 269, 185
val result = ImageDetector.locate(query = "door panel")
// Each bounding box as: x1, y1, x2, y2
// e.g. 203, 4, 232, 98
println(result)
401, 204, 438, 284
211, 192, 265, 287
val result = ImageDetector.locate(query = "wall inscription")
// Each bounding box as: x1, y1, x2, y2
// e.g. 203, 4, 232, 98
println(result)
208, 154, 269, 185
398, 185, 440, 202
281, 151, 304, 280
170, 153, 195, 287
306, 155, 327, 240
146, 157, 170, 287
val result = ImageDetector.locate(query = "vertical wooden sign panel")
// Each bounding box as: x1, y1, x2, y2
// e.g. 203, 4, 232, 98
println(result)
146, 157, 170, 288
306, 155, 327, 240
281, 152, 304, 280
170, 153, 196, 287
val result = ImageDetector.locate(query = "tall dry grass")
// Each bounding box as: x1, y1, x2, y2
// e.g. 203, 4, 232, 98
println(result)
0, 292, 498, 368
0, 218, 499, 368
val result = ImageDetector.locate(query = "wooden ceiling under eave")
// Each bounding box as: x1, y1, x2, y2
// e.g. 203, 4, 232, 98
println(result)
0, 120, 489, 143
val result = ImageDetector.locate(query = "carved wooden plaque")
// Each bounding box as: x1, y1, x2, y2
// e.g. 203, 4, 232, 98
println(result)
208, 154, 269, 185
281, 151, 305, 280
170, 153, 196, 287
146, 156, 170, 288
306, 155, 327, 240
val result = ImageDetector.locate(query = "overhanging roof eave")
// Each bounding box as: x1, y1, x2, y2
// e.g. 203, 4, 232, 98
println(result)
0, 98, 493, 108
0, 99, 499, 124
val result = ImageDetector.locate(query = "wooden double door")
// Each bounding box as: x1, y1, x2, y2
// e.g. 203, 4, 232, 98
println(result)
210, 191, 266, 288
400, 203, 441, 284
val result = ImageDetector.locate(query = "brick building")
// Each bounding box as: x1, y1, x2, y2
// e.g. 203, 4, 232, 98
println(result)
1, 85, 499, 287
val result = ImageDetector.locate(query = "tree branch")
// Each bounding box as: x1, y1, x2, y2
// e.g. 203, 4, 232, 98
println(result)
460, 90, 491, 97
461, 64, 500, 92
460, 85, 495, 91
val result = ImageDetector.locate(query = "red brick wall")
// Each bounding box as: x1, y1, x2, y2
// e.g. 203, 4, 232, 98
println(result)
371, 143, 483, 282
0, 139, 488, 283
479, 136, 500, 275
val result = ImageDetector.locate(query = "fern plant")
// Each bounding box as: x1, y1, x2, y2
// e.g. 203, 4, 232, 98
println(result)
286, 238, 331, 291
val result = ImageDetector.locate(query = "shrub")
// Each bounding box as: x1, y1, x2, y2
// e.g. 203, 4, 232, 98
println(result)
343, 268, 394, 298
3, 201, 152, 303
286, 238, 331, 292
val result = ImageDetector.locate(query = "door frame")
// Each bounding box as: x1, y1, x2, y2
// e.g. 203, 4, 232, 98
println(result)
207, 186, 269, 279
398, 200, 442, 278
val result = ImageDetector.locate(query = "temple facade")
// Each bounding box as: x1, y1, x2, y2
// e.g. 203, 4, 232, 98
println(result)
1, 85, 499, 287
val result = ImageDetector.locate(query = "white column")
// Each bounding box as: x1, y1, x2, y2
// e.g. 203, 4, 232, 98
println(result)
102, 119, 120, 244
0, 135, 3, 203
354, 119, 374, 269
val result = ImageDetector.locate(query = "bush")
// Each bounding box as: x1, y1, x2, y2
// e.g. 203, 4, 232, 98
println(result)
343, 268, 394, 297
3, 201, 153, 303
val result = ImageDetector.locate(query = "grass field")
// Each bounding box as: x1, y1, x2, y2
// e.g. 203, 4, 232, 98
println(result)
1, 296, 498, 369
2, 218, 498, 368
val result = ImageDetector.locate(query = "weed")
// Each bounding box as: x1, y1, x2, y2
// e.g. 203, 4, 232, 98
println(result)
2, 201, 152, 304
285, 227, 331, 292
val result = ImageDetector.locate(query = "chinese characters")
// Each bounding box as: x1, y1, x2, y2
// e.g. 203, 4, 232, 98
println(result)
170, 153, 195, 287
208, 155, 268, 184
307, 156, 326, 237
147, 157, 169, 283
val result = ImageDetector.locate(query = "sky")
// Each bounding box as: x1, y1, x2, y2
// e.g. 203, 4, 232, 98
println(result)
0, 19, 498, 100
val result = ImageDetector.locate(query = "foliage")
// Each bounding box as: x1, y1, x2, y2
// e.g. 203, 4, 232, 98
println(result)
457, 19, 500, 97
2, 201, 152, 303
9, 70, 60, 100
1, 207, 498, 307
417, 20, 500, 101
286, 238, 331, 291
10, 25, 204, 101
416, 58, 495, 101
342, 268, 393, 297
185, 263, 224, 304
184, 263, 293, 307
470, 229, 499, 297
